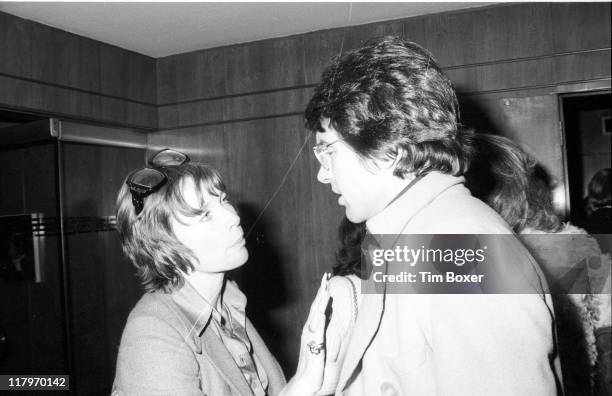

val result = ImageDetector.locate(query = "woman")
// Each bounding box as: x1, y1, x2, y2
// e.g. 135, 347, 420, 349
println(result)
112, 149, 329, 396
584, 168, 612, 254
465, 134, 611, 396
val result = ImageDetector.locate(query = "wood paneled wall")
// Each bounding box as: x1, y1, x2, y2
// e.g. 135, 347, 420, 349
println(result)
60, 143, 144, 395
151, 3, 611, 374
0, 11, 157, 130
0, 141, 145, 395
0, 143, 65, 375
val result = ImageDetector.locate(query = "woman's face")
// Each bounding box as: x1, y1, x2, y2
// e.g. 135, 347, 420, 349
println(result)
171, 178, 248, 274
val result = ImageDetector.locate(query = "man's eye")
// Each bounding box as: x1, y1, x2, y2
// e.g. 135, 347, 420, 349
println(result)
199, 210, 211, 221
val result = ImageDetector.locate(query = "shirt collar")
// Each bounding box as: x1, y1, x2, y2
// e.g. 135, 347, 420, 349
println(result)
366, 171, 465, 235
171, 278, 247, 338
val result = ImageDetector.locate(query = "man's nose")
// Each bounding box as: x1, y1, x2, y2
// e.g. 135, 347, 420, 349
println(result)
317, 165, 332, 184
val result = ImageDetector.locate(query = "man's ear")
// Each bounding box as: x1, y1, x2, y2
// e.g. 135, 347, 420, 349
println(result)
380, 147, 416, 183
377, 146, 405, 173
390, 146, 405, 170
364, 147, 406, 175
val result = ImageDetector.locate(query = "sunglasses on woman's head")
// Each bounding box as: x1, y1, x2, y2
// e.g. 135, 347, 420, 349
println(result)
126, 149, 189, 215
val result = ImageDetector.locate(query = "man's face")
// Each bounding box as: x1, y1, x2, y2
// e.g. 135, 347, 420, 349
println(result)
314, 118, 395, 223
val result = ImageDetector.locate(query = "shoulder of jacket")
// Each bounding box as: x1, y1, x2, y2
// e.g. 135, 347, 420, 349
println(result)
125, 292, 191, 340
414, 192, 513, 234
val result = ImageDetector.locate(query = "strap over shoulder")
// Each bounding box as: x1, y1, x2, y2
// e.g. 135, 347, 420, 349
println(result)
317, 275, 361, 395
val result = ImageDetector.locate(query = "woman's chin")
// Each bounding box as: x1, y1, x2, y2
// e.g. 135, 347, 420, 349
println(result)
227, 247, 249, 270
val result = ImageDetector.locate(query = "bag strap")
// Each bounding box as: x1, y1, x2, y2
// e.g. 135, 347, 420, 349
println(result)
345, 276, 359, 323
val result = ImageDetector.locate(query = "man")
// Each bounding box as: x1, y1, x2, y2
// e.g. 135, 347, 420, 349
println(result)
305, 36, 562, 395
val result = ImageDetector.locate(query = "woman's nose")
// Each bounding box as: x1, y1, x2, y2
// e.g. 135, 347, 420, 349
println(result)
222, 203, 241, 228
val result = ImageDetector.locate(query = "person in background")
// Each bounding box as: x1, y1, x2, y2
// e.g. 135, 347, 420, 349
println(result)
112, 149, 330, 396
333, 217, 366, 279
305, 36, 561, 395
465, 135, 611, 396
584, 168, 612, 253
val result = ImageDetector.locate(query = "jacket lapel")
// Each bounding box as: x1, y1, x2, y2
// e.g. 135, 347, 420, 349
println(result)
200, 327, 254, 396
336, 173, 465, 392
246, 319, 287, 395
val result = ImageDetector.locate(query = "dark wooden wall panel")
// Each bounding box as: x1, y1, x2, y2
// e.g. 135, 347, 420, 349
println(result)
303, 19, 404, 85
0, 11, 157, 130
225, 36, 306, 94
61, 143, 144, 394
27, 236, 63, 373
302, 28, 345, 85
449, 58, 557, 94
0, 149, 26, 215
157, 46, 227, 104
403, 3, 554, 67
157, 103, 179, 129
149, 3, 611, 377
76, 36, 102, 93
222, 88, 311, 122
0, 72, 154, 129
223, 117, 318, 372
29, 22, 78, 88
551, 2, 612, 53
158, 87, 313, 130
178, 98, 225, 127
345, 19, 404, 51
0, 11, 32, 77
0, 144, 65, 375
22, 143, 57, 214
99, 45, 157, 104
461, 94, 564, 181
66, 232, 108, 392
156, 56, 178, 104
147, 124, 228, 174
302, 20, 403, 85
555, 51, 612, 84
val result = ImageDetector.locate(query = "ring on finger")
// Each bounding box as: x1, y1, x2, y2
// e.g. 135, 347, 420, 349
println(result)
307, 341, 325, 355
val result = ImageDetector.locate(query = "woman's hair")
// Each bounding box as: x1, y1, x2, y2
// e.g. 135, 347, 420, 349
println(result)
465, 134, 561, 233
586, 168, 612, 214
333, 217, 367, 278
305, 35, 475, 178
116, 162, 226, 293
